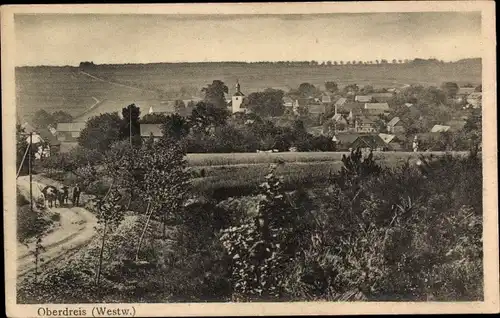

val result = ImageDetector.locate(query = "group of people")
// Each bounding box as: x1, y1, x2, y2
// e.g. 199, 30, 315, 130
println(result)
43, 183, 82, 208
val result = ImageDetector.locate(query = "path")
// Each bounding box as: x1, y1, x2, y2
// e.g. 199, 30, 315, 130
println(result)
16, 176, 98, 280
79, 70, 157, 93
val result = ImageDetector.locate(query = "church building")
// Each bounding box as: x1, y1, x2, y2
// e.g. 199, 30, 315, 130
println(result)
231, 80, 246, 113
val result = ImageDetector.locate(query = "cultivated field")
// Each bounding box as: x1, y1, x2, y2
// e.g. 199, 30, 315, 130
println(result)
186, 151, 470, 166
16, 60, 481, 123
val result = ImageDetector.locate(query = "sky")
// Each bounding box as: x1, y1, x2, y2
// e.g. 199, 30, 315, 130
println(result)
15, 12, 482, 66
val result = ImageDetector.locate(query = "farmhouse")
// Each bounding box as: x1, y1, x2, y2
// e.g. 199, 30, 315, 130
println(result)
22, 124, 61, 158
323, 113, 348, 134
355, 95, 373, 103
386, 116, 405, 133
334, 133, 362, 150
364, 102, 390, 116
56, 122, 86, 142
140, 123, 163, 141
371, 92, 394, 102
350, 135, 387, 152
378, 133, 403, 151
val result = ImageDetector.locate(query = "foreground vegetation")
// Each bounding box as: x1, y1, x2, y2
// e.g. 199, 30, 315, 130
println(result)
18, 144, 482, 302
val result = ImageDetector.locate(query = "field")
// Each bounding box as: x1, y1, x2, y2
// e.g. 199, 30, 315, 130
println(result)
186, 151, 470, 166
16, 60, 481, 123
187, 151, 471, 198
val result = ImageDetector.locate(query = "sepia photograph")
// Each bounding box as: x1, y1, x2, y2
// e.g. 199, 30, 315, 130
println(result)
2, 2, 498, 316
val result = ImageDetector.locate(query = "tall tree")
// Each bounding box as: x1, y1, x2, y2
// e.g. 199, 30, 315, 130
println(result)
120, 104, 141, 146
189, 101, 230, 134
325, 81, 338, 93
441, 82, 460, 98
51, 111, 73, 125
78, 112, 123, 152
32, 110, 54, 129
297, 83, 317, 98
162, 113, 190, 141
202, 80, 229, 108
140, 113, 168, 124
246, 89, 285, 117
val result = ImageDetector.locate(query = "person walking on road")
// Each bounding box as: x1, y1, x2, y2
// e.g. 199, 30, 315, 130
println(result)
72, 184, 81, 207
62, 186, 69, 205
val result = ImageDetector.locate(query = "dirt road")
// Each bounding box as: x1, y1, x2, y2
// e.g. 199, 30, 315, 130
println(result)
16, 176, 98, 280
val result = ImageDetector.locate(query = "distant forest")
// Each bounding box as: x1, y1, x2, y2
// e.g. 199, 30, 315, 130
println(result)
15, 57, 481, 69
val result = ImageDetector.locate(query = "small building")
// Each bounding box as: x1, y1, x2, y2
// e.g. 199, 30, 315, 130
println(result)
140, 123, 163, 141
430, 124, 451, 133
22, 125, 61, 158
364, 102, 390, 116
354, 116, 377, 133
56, 122, 87, 142
335, 133, 362, 150
457, 87, 476, 96
283, 96, 294, 108
323, 114, 348, 134
386, 116, 405, 134
371, 92, 394, 102
378, 133, 403, 151
355, 95, 373, 103
334, 97, 348, 108
405, 103, 413, 108
321, 94, 332, 104
350, 134, 387, 152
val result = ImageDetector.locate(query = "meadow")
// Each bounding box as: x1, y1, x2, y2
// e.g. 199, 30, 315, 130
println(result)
16, 60, 481, 123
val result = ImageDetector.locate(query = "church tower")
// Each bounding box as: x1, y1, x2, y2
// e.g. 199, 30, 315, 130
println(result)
232, 80, 245, 113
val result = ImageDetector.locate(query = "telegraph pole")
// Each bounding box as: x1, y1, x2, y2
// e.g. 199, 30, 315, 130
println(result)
29, 132, 33, 213
129, 105, 132, 146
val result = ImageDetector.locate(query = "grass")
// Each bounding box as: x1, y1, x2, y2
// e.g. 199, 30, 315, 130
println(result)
16, 60, 481, 123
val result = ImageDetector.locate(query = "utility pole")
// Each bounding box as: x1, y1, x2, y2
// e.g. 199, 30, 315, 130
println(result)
129, 106, 132, 146
29, 132, 33, 214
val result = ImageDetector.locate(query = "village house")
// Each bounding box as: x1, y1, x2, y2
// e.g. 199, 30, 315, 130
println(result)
333, 133, 362, 151
56, 122, 86, 152
22, 123, 61, 158
386, 116, 405, 134
283, 96, 294, 108
140, 123, 163, 141
334, 97, 348, 108
323, 113, 348, 135
378, 133, 404, 151
350, 134, 387, 152
321, 94, 332, 105
371, 92, 394, 102
364, 102, 390, 115
354, 115, 377, 133
355, 95, 373, 103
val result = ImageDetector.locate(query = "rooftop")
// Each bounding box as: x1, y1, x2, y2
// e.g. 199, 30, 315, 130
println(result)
387, 117, 401, 127
56, 122, 86, 132
355, 95, 373, 102
430, 124, 451, 133
364, 102, 390, 110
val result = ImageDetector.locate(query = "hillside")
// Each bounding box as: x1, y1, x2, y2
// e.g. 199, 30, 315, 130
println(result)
15, 59, 481, 123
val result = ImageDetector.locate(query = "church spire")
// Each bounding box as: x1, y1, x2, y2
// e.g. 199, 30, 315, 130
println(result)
235, 79, 241, 93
